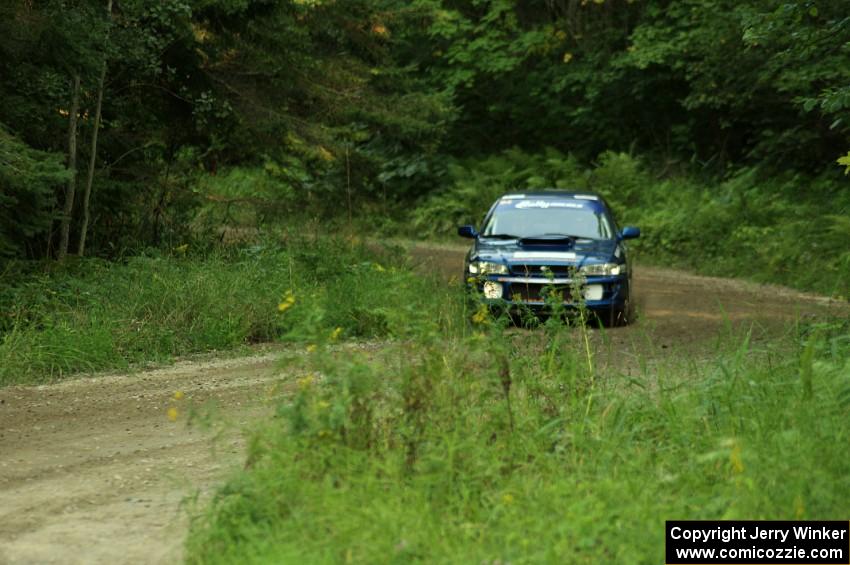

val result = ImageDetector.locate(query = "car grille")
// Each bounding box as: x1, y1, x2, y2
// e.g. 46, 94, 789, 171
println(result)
509, 264, 575, 277
510, 283, 571, 303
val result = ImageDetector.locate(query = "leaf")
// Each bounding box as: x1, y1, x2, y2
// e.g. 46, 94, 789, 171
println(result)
837, 152, 850, 175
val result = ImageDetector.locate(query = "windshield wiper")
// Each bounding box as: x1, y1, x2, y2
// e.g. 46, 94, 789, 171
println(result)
481, 233, 520, 239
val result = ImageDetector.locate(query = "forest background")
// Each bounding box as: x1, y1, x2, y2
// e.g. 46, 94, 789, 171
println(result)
2, 0, 849, 297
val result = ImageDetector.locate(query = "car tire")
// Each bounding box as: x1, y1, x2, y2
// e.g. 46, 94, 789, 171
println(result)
607, 295, 633, 327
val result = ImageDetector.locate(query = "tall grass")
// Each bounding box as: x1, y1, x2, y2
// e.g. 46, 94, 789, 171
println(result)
186, 304, 850, 563
0, 237, 456, 385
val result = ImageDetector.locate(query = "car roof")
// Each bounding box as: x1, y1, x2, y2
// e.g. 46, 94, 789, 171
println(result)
500, 190, 603, 201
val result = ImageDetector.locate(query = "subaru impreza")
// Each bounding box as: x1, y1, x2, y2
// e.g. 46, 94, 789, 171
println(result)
458, 191, 640, 325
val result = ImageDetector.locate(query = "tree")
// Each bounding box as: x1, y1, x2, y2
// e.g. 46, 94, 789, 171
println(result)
78, 0, 113, 257
57, 73, 81, 260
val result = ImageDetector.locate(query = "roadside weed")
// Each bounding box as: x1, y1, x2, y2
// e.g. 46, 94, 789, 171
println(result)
186, 289, 850, 563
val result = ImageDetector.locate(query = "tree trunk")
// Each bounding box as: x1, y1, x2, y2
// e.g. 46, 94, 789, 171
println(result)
58, 73, 81, 261
77, 0, 113, 257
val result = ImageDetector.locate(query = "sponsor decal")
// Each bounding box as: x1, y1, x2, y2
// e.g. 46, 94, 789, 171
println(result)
514, 200, 584, 209
512, 251, 577, 260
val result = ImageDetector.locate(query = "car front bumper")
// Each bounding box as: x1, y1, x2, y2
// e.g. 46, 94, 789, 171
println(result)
469, 274, 629, 312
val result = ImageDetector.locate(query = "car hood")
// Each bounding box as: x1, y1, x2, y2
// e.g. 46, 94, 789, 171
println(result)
471, 237, 621, 266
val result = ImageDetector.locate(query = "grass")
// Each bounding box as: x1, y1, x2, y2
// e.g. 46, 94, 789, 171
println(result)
184, 269, 850, 563
0, 235, 453, 385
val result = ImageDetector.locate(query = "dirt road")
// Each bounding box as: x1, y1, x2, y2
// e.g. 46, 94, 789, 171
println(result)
1, 244, 844, 564
0, 352, 285, 564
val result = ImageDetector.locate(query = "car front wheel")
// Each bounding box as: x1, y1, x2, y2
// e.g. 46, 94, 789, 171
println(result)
606, 294, 634, 327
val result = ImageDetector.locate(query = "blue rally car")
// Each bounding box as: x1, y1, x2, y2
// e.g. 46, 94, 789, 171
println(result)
457, 191, 640, 325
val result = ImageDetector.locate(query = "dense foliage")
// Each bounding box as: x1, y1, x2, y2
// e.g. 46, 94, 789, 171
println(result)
1, 0, 848, 260
0, 0, 448, 257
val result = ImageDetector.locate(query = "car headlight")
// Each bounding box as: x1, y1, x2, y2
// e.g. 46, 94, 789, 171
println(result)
482, 281, 504, 299
468, 260, 509, 275
579, 262, 624, 276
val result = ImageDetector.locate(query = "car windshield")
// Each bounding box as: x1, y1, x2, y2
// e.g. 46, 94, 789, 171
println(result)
482, 198, 614, 240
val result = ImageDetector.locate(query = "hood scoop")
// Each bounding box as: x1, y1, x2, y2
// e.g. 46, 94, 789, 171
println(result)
518, 234, 576, 247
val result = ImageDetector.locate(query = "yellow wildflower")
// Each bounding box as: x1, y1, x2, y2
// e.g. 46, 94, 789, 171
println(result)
562, 52, 573, 64
730, 443, 744, 474
297, 374, 315, 390
173, 391, 184, 400
306, 344, 317, 353
278, 290, 296, 312
167, 407, 179, 421
329, 327, 343, 341
471, 304, 489, 325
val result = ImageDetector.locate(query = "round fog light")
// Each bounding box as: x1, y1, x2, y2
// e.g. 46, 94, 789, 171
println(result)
483, 281, 503, 299
583, 284, 603, 301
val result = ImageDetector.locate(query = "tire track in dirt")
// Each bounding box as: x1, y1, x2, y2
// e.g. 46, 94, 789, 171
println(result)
0, 352, 285, 564
1, 244, 845, 564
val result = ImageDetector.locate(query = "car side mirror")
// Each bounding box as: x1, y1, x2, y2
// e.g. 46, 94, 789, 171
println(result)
457, 225, 478, 239
619, 226, 640, 240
